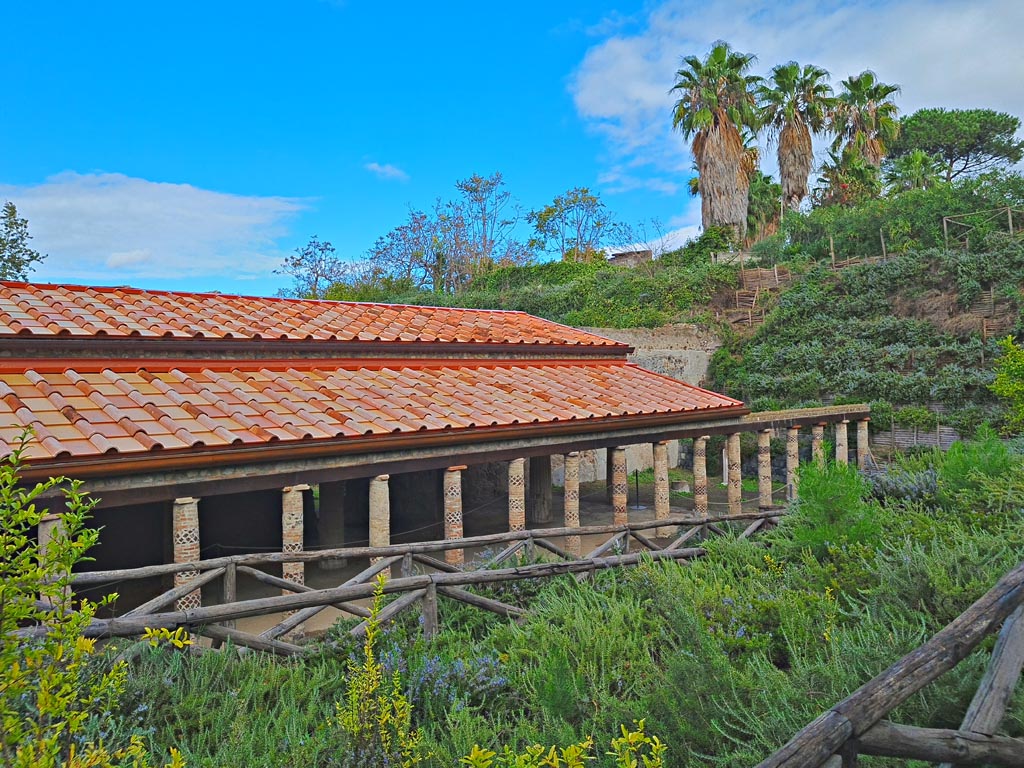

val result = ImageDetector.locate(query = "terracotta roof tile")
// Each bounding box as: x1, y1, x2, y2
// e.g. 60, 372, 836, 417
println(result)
0, 360, 743, 462
0, 282, 625, 348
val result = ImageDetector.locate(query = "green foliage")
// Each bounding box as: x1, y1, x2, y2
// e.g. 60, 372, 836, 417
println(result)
527, 187, 624, 262
0, 201, 45, 281
778, 460, 880, 559
335, 576, 424, 767
891, 108, 1024, 181
992, 336, 1024, 433
0, 434, 180, 768
937, 425, 1017, 508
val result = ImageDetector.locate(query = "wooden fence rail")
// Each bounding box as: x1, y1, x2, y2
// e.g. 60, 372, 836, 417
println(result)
23, 509, 785, 656
756, 560, 1024, 768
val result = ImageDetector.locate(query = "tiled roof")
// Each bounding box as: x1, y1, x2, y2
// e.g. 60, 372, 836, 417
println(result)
0, 282, 624, 347
0, 360, 743, 462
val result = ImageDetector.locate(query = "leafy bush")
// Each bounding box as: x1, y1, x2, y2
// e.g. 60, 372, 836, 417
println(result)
0, 435, 182, 768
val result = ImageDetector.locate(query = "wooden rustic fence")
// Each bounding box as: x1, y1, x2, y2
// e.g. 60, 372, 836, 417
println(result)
757, 560, 1024, 768
25, 509, 784, 656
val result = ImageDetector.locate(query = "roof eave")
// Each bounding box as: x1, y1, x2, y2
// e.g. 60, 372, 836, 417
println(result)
18, 405, 750, 481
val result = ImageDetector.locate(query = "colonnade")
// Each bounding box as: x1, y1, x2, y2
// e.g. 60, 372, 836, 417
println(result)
167, 417, 871, 601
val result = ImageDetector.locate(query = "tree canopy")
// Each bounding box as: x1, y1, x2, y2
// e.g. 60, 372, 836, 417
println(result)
0, 201, 45, 280
890, 108, 1024, 181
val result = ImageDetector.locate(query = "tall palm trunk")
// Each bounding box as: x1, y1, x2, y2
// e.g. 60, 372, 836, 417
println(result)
778, 121, 813, 211
694, 117, 749, 238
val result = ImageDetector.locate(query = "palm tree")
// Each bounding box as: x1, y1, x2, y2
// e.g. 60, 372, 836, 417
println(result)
883, 149, 944, 193
757, 62, 833, 211
671, 41, 761, 239
831, 70, 901, 167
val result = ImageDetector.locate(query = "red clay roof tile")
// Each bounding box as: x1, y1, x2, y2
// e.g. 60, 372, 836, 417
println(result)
0, 359, 743, 462
0, 282, 625, 348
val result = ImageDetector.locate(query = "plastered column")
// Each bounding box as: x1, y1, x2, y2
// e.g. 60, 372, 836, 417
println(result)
37, 513, 65, 607
172, 497, 201, 611
611, 447, 628, 526
757, 429, 773, 509
281, 485, 307, 588
369, 475, 391, 578
812, 423, 826, 463
835, 420, 849, 465
654, 441, 672, 537
37, 513, 64, 558
443, 466, 465, 567
786, 426, 800, 500
693, 436, 709, 518
727, 433, 742, 516
563, 452, 581, 557
857, 418, 871, 469
528, 455, 553, 525
508, 458, 526, 532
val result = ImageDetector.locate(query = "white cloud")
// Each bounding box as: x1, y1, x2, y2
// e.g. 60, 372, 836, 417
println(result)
571, 0, 1024, 190
0, 172, 306, 282
364, 161, 410, 182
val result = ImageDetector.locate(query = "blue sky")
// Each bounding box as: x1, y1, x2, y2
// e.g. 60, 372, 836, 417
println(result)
3, 1, 1022, 297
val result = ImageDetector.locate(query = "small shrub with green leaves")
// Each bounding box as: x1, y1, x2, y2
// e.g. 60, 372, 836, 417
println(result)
335, 575, 424, 767
0, 433, 183, 768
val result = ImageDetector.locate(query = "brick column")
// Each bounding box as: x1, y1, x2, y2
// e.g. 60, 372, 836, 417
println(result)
281, 485, 307, 588
727, 433, 742, 516
610, 447, 628, 526
857, 418, 871, 469
835, 420, 849, 465
172, 497, 201, 611
443, 466, 465, 567
563, 452, 581, 557
786, 426, 800, 500
369, 475, 391, 578
654, 441, 672, 537
757, 429, 773, 509
812, 423, 825, 463
508, 458, 526, 532
693, 436, 709, 518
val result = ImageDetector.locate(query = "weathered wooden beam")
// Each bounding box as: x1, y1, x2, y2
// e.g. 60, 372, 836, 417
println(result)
666, 525, 704, 550
412, 553, 461, 573
740, 518, 766, 539
756, 560, 1024, 768
629, 530, 661, 551
857, 720, 1024, 767
436, 585, 527, 618
422, 583, 438, 639
956, 604, 1024, 734
938, 604, 1024, 768
236, 565, 371, 619
22, 547, 706, 640
66, 511, 777, 585
349, 589, 426, 638
196, 624, 305, 657
533, 538, 574, 561
123, 567, 225, 617
258, 557, 399, 640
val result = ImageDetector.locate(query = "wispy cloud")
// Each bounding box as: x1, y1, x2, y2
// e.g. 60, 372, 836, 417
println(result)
0, 172, 306, 282
571, 0, 1024, 191
364, 161, 410, 182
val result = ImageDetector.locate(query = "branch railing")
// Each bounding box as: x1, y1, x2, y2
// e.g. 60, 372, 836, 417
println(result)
756, 560, 1024, 768
29, 509, 784, 656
